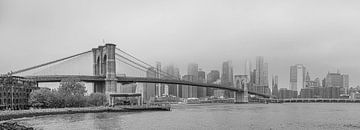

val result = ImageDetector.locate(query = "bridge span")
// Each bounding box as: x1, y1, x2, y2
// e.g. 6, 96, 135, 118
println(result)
9, 43, 272, 103
24, 75, 271, 98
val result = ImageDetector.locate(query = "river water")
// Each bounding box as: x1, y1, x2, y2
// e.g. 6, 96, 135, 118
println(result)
14, 103, 360, 130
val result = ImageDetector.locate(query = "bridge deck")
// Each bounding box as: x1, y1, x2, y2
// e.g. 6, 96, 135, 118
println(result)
24, 75, 271, 98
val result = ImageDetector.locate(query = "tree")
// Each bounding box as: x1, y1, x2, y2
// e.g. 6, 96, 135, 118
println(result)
58, 78, 87, 107
47, 90, 65, 108
87, 93, 107, 106
29, 88, 52, 108
58, 78, 87, 97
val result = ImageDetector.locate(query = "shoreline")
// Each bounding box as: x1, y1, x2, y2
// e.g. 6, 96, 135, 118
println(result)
0, 106, 170, 122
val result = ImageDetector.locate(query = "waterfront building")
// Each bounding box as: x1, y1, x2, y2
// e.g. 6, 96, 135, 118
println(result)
290, 64, 306, 95
0, 76, 38, 110
350, 92, 360, 99
221, 61, 234, 98
187, 63, 198, 98
206, 70, 220, 97
279, 88, 297, 99
271, 75, 279, 98
250, 85, 271, 96
300, 86, 341, 98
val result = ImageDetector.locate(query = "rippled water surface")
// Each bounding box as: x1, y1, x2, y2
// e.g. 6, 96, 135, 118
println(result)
15, 104, 360, 130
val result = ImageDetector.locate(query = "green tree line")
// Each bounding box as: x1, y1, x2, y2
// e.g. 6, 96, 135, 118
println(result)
29, 78, 107, 108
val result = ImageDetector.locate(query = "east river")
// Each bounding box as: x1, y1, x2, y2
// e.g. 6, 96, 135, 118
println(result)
13, 103, 360, 130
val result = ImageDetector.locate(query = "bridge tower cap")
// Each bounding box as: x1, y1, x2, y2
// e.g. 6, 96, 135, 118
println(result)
105, 43, 116, 46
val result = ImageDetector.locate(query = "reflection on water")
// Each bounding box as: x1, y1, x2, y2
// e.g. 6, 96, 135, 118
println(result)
15, 104, 360, 130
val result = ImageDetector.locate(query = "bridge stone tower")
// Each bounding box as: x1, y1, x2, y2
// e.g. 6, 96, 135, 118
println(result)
92, 44, 117, 96
234, 75, 249, 103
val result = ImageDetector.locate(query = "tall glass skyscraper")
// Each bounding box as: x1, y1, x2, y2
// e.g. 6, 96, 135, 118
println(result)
221, 61, 233, 98
290, 64, 306, 95
187, 63, 198, 98
255, 56, 268, 86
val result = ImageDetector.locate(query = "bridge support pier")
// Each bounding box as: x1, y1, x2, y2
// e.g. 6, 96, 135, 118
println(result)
92, 43, 117, 104
234, 75, 249, 103
235, 91, 248, 103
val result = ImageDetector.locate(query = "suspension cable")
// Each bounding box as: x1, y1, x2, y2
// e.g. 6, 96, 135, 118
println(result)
115, 57, 148, 73
115, 53, 177, 79
11, 50, 92, 75
116, 49, 179, 79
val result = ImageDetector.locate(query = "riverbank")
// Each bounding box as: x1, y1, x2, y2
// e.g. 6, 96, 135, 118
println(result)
0, 106, 170, 121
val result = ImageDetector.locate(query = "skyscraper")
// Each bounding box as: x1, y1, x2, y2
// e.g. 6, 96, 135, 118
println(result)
197, 70, 206, 98
244, 60, 252, 82
187, 63, 198, 98
255, 56, 268, 86
325, 72, 349, 89
207, 70, 220, 97
305, 72, 311, 82
221, 61, 233, 98
181, 75, 194, 98
342, 74, 349, 94
163, 64, 180, 97
290, 64, 306, 95
272, 75, 279, 98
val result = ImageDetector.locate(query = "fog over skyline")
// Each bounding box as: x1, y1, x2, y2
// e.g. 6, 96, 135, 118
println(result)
1, 0, 360, 89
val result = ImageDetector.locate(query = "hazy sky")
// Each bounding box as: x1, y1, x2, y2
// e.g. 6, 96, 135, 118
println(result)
1, 0, 360, 88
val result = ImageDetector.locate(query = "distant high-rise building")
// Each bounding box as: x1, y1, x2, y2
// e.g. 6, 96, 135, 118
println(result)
272, 75, 279, 98
255, 56, 268, 86
290, 64, 306, 95
221, 61, 234, 98
197, 70, 206, 98
155, 62, 162, 96
306, 72, 311, 82
187, 63, 198, 98
324, 72, 349, 95
325, 72, 343, 87
144, 67, 156, 102
314, 78, 321, 87
182, 75, 194, 98
244, 60, 252, 82
175, 68, 181, 96
342, 74, 349, 94
163, 65, 180, 97
207, 70, 220, 96
250, 69, 256, 84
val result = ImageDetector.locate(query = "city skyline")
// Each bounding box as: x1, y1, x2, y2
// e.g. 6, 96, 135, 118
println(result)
1, 0, 360, 89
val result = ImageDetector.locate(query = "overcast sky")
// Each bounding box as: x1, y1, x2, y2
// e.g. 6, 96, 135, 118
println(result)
1, 0, 360, 88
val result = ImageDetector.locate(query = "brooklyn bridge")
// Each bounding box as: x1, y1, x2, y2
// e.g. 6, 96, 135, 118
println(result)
6, 44, 272, 104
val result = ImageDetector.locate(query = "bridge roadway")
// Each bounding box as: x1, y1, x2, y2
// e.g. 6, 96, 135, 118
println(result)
24, 75, 270, 98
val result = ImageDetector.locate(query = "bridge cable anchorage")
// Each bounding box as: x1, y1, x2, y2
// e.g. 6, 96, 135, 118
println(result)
115, 53, 177, 79
11, 50, 92, 75
115, 48, 179, 80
